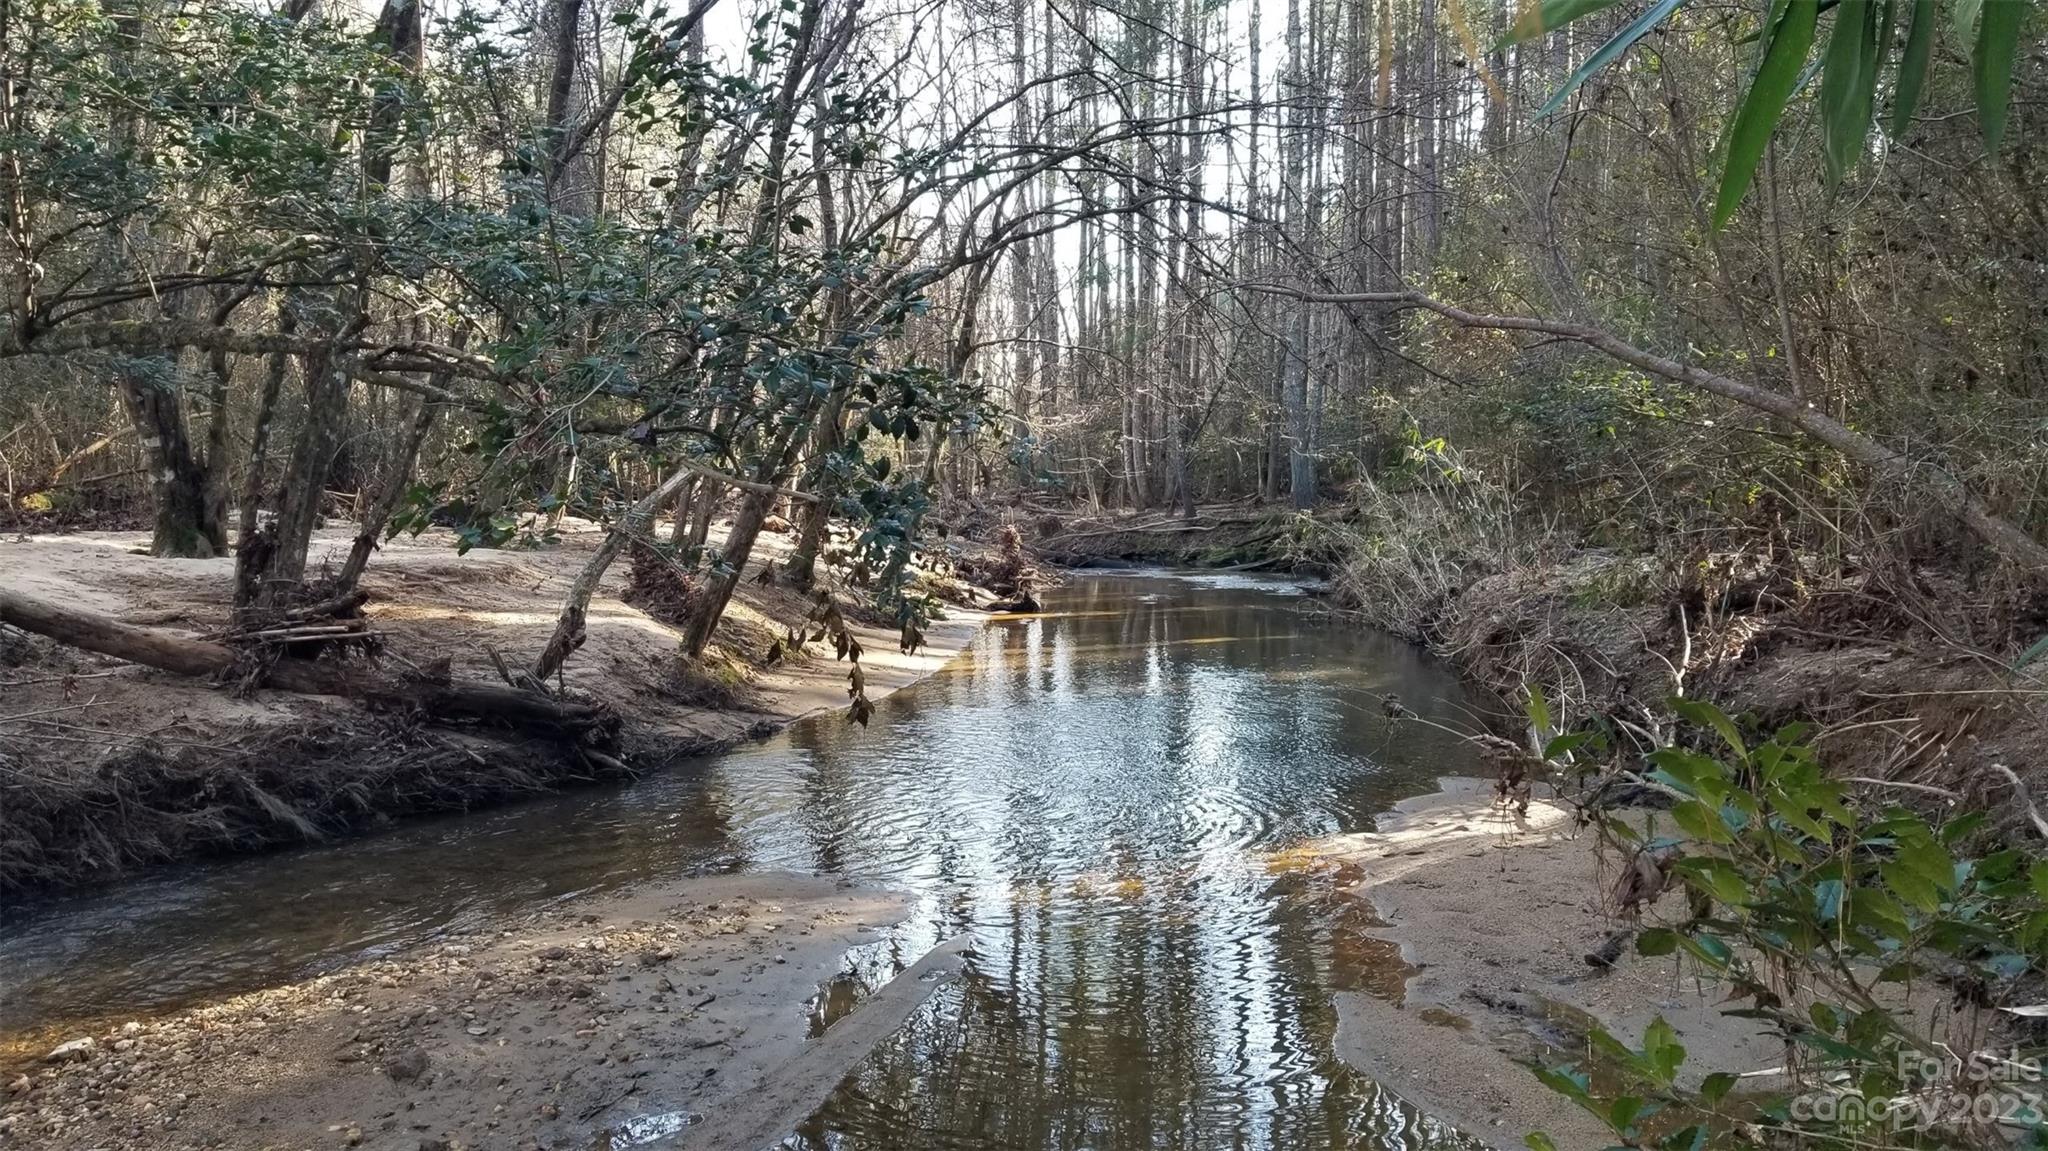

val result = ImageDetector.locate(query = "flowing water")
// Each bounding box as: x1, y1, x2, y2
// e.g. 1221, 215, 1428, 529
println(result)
1, 570, 1492, 1149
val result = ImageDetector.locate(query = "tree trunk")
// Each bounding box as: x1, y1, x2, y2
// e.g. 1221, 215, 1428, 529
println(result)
255, 343, 345, 606
337, 394, 438, 593
0, 588, 616, 742
101, 0, 223, 558
118, 362, 227, 557
530, 462, 698, 684
680, 484, 777, 657
785, 388, 849, 589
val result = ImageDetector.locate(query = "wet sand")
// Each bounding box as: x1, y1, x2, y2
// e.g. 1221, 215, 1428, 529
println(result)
1305, 779, 1780, 1151
1, 873, 963, 1150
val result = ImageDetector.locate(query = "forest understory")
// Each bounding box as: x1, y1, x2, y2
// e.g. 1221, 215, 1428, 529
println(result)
1332, 518, 2048, 836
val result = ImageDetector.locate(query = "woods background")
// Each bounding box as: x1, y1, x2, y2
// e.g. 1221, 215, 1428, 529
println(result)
1, 0, 2044, 687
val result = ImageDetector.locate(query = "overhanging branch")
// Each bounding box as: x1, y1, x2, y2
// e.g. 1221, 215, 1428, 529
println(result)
1239, 284, 2048, 573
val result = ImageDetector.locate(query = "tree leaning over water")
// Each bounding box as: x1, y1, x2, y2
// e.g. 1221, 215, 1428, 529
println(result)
2, 0, 2046, 672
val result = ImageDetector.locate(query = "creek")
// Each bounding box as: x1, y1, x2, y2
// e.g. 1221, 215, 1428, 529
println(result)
1, 570, 1492, 1149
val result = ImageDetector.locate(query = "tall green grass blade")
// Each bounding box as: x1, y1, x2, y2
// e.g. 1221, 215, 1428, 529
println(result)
1819, 0, 1880, 186
1536, 0, 1689, 115
1887, 0, 1935, 135
1713, 0, 1821, 228
1974, 0, 2027, 152
1500, 0, 1626, 45
1952, 0, 1983, 43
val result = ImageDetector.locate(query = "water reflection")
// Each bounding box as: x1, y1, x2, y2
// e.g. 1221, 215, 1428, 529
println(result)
757, 574, 1483, 1149
1, 571, 1486, 1149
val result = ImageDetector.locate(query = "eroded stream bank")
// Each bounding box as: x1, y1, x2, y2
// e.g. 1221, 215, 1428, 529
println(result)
6, 571, 1524, 1150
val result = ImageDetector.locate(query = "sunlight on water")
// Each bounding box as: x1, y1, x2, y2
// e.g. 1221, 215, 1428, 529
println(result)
1, 571, 1488, 1149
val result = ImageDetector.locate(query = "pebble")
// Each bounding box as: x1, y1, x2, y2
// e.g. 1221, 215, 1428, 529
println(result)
385, 1048, 431, 1084
45, 1038, 96, 1063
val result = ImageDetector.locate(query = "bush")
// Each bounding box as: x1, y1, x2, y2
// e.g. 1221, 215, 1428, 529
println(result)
1532, 702, 2048, 1149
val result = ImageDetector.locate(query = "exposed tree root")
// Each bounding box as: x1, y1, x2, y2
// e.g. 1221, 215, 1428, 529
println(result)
0, 717, 622, 895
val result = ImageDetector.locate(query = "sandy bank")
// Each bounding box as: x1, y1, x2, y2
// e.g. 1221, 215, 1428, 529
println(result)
0, 523, 987, 892
0, 873, 967, 1150
1299, 779, 1780, 1151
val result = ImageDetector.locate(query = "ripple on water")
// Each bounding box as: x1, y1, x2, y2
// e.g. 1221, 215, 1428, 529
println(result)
1, 572, 1490, 1151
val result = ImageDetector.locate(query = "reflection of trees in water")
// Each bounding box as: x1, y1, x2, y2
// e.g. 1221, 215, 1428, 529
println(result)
795, 869, 1480, 1150
775, 572, 1486, 1148
767, 574, 1489, 1150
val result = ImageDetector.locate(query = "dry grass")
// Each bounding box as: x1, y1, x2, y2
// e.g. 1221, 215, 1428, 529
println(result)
1329, 443, 1568, 644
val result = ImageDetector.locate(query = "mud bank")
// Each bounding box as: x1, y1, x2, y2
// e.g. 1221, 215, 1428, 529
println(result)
1295, 780, 1781, 1151
1335, 547, 2048, 830
0, 873, 968, 1150
0, 524, 987, 894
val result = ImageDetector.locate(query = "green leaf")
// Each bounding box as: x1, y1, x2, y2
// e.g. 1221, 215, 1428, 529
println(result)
1714, 0, 1822, 228
1812, 878, 1845, 922
1537, 0, 1690, 116
2014, 632, 2048, 673
1533, 1064, 1594, 1104
1848, 1006, 1896, 1051
1810, 1001, 1842, 1032
1675, 931, 1733, 968
1941, 811, 1989, 845
1671, 697, 1748, 763
1898, 831, 1958, 893
1501, 0, 1628, 44
1700, 1071, 1738, 1105
1974, 0, 2027, 153
1609, 1095, 1645, 1133
1850, 887, 1913, 942
1658, 1124, 1710, 1151
1544, 731, 1591, 760
1642, 1016, 1687, 1084
1672, 799, 1735, 845
1953, 0, 1984, 41
1792, 1028, 1881, 1063
1887, 0, 1936, 135
1525, 686, 1553, 737
1647, 747, 1720, 794
1675, 857, 1751, 907
1637, 927, 1679, 957
1881, 859, 1941, 913
1524, 1135, 1560, 1151
1818, 0, 1881, 186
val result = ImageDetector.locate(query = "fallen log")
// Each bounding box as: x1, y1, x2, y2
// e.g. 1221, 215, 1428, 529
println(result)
0, 588, 617, 744
1040, 513, 1275, 545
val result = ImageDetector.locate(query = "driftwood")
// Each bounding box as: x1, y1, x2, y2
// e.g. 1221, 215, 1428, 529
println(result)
0, 588, 617, 744
1039, 513, 1272, 545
